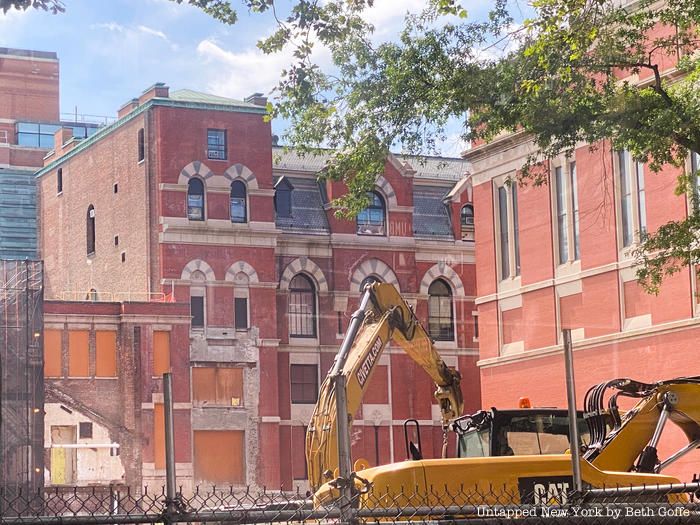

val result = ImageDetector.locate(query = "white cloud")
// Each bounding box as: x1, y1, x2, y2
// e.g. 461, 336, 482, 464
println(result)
196, 35, 331, 99
92, 22, 177, 51
137, 25, 168, 40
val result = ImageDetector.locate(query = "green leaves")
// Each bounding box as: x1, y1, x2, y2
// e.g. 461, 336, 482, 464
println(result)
0, 0, 64, 13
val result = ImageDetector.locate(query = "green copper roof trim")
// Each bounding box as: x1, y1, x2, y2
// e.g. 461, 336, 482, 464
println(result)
36, 97, 267, 178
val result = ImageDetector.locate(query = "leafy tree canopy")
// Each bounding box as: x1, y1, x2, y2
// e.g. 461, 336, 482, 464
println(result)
11, 0, 700, 291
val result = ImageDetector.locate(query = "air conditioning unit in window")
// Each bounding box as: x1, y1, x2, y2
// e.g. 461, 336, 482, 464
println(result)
208, 149, 224, 159
89, 209, 96, 218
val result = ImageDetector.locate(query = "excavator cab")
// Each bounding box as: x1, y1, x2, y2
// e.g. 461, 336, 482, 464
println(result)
454, 408, 591, 458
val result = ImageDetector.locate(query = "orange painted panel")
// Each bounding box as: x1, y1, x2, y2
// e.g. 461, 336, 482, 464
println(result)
44, 329, 62, 377
95, 331, 117, 377
154, 403, 165, 469
68, 330, 89, 377
192, 368, 217, 404
193, 367, 244, 405
193, 430, 245, 484
153, 331, 171, 376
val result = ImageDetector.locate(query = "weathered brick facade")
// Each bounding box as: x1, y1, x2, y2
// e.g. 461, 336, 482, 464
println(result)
467, 21, 700, 482
37, 84, 479, 490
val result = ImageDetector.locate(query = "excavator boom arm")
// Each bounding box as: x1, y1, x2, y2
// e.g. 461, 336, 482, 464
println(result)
305, 283, 464, 491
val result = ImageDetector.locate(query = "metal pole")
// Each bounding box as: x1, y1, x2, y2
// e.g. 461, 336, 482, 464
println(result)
163, 372, 177, 516
334, 373, 355, 524
563, 329, 583, 493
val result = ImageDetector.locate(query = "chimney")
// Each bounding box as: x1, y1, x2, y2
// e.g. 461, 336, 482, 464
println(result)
48, 127, 75, 162
118, 98, 140, 119
138, 82, 169, 106
245, 92, 267, 107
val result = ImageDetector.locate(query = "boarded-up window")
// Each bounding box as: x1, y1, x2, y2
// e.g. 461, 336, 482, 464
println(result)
68, 331, 89, 377
192, 367, 244, 407
44, 329, 62, 377
194, 430, 245, 484
154, 403, 165, 470
153, 331, 171, 376
95, 331, 117, 377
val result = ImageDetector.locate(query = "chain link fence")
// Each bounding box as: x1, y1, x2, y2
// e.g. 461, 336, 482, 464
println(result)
2, 482, 700, 524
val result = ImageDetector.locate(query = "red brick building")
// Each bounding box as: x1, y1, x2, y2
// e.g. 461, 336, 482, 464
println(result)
36, 83, 479, 490
466, 21, 700, 480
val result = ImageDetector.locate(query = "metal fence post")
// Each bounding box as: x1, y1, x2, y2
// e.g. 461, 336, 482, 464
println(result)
563, 329, 583, 494
163, 372, 178, 518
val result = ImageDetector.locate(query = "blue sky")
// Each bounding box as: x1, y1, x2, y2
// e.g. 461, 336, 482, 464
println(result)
0, 0, 519, 156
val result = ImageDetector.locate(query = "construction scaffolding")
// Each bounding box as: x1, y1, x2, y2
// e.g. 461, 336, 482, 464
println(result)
0, 260, 44, 504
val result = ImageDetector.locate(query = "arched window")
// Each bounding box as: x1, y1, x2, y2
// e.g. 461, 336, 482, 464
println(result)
288, 274, 316, 338
86, 205, 96, 255
190, 270, 206, 329
461, 204, 474, 228
187, 178, 205, 221
357, 191, 386, 236
274, 177, 293, 218
428, 279, 454, 341
230, 180, 247, 223
360, 275, 381, 293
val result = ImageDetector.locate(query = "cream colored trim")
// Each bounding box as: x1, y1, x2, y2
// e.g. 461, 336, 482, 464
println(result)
479, 315, 700, 369
499, 294, 522, 311
501, 341, 524, 355
476, 260, 638, 305
556, 279, 582, 298
623, 313, 652, 331
289, 353, 320, 365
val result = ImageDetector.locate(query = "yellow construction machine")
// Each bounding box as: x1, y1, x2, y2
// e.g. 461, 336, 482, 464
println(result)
307, 282, 700, 508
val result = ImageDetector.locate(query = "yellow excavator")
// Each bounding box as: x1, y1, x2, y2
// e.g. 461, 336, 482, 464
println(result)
307, 282, 700, 508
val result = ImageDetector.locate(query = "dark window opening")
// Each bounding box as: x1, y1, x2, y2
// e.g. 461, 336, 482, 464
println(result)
290, 364, 318, 404
288, 274, 316, 337
473, 314, 479, 340
187, 178, 205, 221
57, 168, 63, 194
230, 181, 247, 223
207, 129, 227, 160
114, 235, 119, 246
428, 279, 454, 341
234, 297, 248, 330
79, 422, 93, 439
86, 205, 96, 255
357, 191, 386, 236
121, 252, 126, 263
461, 204, 474, 227
274, 178, 293, 218
191, 296, 205, 328
138, 128, 145, 162
113, 183, 118, 194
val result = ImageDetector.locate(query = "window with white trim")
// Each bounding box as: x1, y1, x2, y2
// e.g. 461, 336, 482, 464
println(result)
230, 181, 247, 223
428, 279, 454, 341
187, 178, 205, 221
690, 152, 700, 213
553, 161, 580, 264
495, 183, 520, 280
617, 150, 647, 248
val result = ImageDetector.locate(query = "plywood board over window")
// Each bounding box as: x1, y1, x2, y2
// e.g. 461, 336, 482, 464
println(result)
192, 367, 244, 406
153, 331, 171, 376
194, 430, 245, 484
44, 329, 62, 377
68, 331, 89, 377
95, 331, 117, 377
